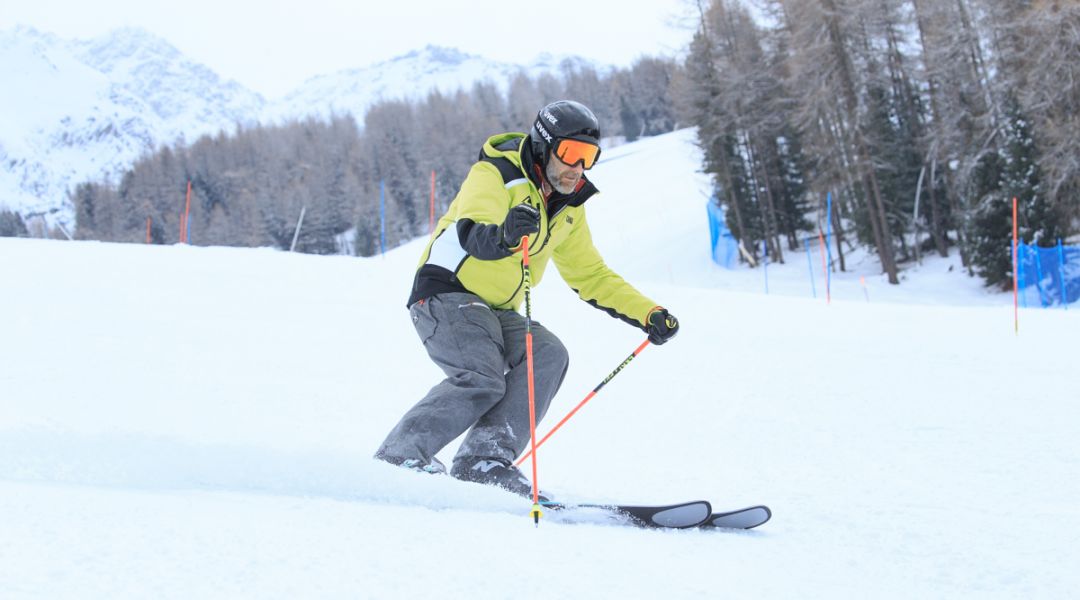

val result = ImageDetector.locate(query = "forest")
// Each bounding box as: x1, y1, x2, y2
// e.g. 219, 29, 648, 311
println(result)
64, 0, 1078, 289
681, 0, 1078, 287
70, 58, 679, 257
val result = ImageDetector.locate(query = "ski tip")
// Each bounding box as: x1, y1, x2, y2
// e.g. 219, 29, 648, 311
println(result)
638, 500, 712, 529
703, 505, 772, 530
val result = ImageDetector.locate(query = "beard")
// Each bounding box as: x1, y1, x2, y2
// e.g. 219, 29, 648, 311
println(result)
545, 160, 581, 195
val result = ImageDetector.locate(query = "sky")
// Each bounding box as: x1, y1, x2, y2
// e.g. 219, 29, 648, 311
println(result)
0, 0, 700, 98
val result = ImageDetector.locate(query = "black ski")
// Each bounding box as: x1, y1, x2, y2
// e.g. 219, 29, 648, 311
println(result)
543, 499, 712, 529
542, 500, 772, 530
700, 505, 772, 530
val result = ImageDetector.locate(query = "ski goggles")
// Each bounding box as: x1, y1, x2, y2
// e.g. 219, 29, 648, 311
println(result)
553, 138, 601, 170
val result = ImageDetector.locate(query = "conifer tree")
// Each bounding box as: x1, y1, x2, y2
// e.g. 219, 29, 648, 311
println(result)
0, 210, 29, 237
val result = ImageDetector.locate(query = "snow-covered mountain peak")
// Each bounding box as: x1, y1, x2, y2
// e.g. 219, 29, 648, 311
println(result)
528, 51, 598, 74
266, 43, 549, 122
0, 26, 607, 224
73, 26, 185, 72
71, 28, 266, 128
1, 25, 62, 48
0, 26, 265, 220
396, 44, 474, 67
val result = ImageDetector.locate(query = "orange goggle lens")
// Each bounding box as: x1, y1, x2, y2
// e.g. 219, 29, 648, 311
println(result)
554, 138, 601, 169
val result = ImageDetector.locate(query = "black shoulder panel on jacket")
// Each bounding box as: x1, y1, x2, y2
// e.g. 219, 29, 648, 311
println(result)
494, 137, 521, 153
477, 137, 526, 185
479, 154, 523, 186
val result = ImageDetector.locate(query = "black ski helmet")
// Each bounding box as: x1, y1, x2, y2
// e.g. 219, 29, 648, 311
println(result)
529, 100, 601, 166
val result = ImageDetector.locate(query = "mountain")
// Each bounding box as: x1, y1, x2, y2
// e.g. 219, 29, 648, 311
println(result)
264, 44, 598, 123
0, 27, 265, 224
0, 27, 606, 227
70, 27, 266, 139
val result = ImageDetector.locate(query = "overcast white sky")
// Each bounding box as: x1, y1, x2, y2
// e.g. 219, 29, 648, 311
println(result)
0, 0, 700, 98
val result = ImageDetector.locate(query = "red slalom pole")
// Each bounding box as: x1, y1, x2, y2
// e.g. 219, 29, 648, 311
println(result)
182, 180, 192, 243
516, 337, 651, 466
522, 235, 542, 525
1012, 196, 1019, 335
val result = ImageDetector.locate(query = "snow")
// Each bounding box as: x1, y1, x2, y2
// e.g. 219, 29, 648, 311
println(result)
2, 130, 1078, 599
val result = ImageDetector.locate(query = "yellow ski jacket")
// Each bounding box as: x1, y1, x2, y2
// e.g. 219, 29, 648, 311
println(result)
408, 132, 657, 329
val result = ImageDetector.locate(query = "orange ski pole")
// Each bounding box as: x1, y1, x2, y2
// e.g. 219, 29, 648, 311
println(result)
516, 338, 651, 466
521, 235, 542, 525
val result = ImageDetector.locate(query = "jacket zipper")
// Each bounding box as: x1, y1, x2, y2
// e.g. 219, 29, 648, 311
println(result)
495, 223, 549, 309
532, 200, 555, 255
495, 268, 526, 309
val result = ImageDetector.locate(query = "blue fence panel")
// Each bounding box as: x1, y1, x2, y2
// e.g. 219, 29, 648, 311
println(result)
707, 201, 738, 268
1017, 241, 1080, 307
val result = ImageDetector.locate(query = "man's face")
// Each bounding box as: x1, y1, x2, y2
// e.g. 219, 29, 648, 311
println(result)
545, 151, 585, 195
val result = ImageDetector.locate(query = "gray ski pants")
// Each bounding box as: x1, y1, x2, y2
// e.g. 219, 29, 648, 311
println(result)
376, 292, 569, 466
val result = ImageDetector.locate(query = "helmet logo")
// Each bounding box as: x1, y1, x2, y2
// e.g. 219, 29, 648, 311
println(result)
534, 121, 553, 143
541, 109, 558, 125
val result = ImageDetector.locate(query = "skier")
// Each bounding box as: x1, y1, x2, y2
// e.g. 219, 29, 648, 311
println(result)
374, 100, 679, 498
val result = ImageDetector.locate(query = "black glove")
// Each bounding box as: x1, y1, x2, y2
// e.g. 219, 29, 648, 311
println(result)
498, 204, 541, 250
646, 308, 679, 345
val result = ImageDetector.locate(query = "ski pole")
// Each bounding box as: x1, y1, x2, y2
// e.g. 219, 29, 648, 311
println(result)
522, 235, 542, 526
516, 337, 651, 466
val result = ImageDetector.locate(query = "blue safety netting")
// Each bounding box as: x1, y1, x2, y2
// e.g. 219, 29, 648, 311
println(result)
1017, 241, 1080, 307
707, 201, 738, 268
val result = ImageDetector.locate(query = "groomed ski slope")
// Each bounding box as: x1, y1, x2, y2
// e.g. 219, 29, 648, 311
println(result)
2, 129, 1078, 599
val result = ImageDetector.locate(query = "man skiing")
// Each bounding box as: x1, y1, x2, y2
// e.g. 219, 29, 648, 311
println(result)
374, 100, 679, 498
